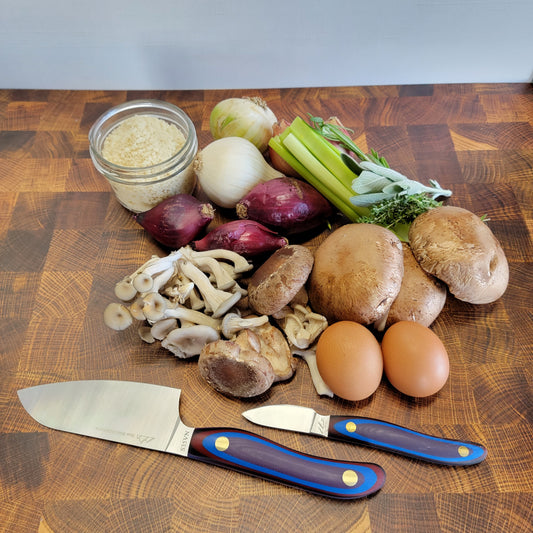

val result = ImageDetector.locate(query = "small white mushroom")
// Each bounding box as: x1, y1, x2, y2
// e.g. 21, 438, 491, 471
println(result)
276, 304, 328, 350
103, 302, 133, 331
150, 317, 178, 340
161, 325, 220, 358
221, 313, 270, 339
179, 259, 241, 318
138, 325, 155, 343
128, 297, 146, 321
114, 278, 138, 301
292, 347, 334, 398
142, 292, 169, 322
132, 251, 183, 293
133, 272, 155, 293
113, 255, 162, 301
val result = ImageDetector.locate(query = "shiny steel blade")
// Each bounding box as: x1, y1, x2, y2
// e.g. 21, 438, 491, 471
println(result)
18, 380, 188, 454
242, 404, 330, 437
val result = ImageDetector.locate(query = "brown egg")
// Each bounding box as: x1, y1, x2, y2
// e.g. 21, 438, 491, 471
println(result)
382, 321, 449, 397
316, 321, 383, 401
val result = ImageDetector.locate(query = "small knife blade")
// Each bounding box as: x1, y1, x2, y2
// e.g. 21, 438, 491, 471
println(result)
242, 405, 487, 466
18, 381, 385, 499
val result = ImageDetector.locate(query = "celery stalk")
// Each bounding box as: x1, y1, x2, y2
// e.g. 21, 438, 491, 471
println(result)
288, 117, 357, 190
281, 133, 367, 220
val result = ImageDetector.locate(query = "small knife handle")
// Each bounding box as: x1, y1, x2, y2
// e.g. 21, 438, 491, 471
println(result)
188, 427, 385, 499
328, 416, 487, 466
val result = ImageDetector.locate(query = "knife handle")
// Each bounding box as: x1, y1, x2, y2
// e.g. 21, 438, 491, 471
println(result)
187, 427, 385, 499
328, 416, 487, 466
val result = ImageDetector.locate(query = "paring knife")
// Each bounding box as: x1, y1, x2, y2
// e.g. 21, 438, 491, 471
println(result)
17, 380, 385, 499
242, 405, 487, 466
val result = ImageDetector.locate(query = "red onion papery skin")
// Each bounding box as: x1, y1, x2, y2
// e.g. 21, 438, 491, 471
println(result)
193, 220, 288, 257
236, 177, 333, 235
134, 194, 215, 249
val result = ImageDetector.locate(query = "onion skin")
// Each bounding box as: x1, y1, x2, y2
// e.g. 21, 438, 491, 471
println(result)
236, 177, 333, 234
134, 194, 215, 248
268, 120, 300, 177
193, 220, 288, 257
210, 96, 277, 153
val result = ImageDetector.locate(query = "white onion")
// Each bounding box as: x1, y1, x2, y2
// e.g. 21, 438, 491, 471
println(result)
210, 97, 277, 153
194, 137, 283, 208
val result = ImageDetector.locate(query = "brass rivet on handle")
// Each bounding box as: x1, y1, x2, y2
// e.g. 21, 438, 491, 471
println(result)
342, 470, 358, 487
215, 436, 230, 451
346, 422, 357, 433
458, 445, 470, 457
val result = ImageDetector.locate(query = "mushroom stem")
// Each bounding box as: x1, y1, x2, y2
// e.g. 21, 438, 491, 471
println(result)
188, 248, 252, 274
150, 266, 176, 294
162, 305, 222, 330
292, 348, 334, 397
179, 259, 241, 318
221, 313, 269, 339
189, 255, 237, 290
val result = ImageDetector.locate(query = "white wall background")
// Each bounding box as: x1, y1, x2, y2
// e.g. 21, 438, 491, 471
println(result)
1, 0, 532, 90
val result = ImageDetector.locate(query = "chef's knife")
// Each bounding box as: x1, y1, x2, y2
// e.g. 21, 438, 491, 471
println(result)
242, 405, 487, 466
17, 380, 385, 499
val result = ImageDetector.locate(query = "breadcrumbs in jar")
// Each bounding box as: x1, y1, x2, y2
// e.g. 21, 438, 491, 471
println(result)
102, 115, 186, 168
89, 100, 198, 213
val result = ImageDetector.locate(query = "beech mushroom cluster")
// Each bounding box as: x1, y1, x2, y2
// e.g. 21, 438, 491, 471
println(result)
104, 246, 258, 359
103, 245, 326, 398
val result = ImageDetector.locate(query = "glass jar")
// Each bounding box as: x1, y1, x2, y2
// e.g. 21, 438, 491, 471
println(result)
89, 99, 198, 213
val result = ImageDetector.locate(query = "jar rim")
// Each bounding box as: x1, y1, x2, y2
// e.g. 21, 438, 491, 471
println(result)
88, 99, 197, 173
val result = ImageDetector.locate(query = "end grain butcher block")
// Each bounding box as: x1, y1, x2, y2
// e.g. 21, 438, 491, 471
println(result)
0, 84, 532, 532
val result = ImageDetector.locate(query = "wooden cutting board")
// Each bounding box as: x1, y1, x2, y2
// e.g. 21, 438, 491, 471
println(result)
0, 84, 532, 532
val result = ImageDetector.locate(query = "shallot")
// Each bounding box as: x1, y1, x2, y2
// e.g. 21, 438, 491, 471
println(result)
134, 194, 214, 248
236, 177, 333, 234
193, 220, 287, 257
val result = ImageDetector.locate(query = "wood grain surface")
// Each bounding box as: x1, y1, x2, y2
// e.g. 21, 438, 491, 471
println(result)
1, 84, 532, 532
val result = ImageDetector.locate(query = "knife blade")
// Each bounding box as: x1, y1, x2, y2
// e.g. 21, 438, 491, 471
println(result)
242, 405, 487, 466
17, 380, 385, 499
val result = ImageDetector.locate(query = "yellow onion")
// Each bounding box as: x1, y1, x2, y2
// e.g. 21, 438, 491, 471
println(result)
194, 137, 283, 208
210, 97, 277, 153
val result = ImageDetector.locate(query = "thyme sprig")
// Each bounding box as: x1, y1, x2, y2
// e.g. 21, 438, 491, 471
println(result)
358, 194, 443, 228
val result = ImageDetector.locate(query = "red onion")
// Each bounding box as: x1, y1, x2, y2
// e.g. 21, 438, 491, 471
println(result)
235, 177, 333, 234
193, 220, 287, 257
134, 194, 215, 248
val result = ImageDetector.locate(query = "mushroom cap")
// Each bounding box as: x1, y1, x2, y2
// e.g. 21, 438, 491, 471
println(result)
247, 245, 314, 315
103, 302, 133, 331
308, 224, 404, 325
198, 330, 276, 397
408, 206, 509, 304
384, 243, 447, 329
250, 322, 296, 382
161, 325, 220, 358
